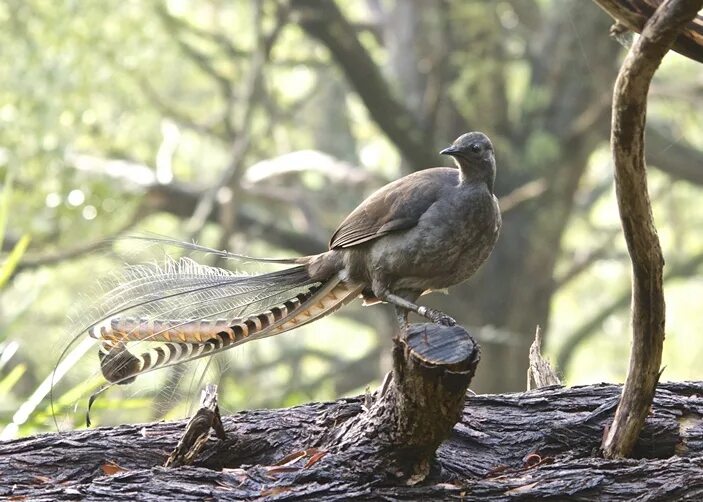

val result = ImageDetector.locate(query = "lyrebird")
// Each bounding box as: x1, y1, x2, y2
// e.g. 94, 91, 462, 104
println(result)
86, 132, 501, 389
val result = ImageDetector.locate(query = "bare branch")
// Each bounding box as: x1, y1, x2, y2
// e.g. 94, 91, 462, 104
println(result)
145, 182, 326, 255
498, 178, 548, 214
647, 126, 703, 185
186, 2, 289, 237
553, 228, 622, 290
290, 0, 438, 173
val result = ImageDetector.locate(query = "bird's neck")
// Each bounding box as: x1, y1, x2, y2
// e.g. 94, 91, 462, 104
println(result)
457, 159, 496, 193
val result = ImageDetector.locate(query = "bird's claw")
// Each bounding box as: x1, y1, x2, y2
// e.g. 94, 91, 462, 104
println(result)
421, 307, 456, 326
435, 313, 457, 326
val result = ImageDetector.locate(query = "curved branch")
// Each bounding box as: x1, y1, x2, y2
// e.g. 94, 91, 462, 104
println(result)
602, 0, 703, 459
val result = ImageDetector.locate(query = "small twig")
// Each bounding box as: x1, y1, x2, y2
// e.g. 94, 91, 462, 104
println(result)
553, 230, 621, 290
601, 0, 703, 459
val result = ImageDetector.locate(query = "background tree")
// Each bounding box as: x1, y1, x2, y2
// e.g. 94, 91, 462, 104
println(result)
1, 0, 702, 436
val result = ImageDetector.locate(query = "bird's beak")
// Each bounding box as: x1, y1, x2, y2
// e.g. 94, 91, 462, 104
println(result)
439, 145, 457, 156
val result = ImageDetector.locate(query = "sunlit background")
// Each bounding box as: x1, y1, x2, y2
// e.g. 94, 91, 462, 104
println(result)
1, 0, 702, 438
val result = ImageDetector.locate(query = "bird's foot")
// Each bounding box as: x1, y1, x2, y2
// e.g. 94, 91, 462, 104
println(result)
434, 313, 457, 326
418, 306, 456, 326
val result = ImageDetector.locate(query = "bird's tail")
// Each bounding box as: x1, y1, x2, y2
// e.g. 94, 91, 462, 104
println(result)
82, 256, 361, 386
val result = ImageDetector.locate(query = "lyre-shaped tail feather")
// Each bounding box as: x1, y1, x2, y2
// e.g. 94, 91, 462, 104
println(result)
86, 257, 362, 385
97, 278, 362, 384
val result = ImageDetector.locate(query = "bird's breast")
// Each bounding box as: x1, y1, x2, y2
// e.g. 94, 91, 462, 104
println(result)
370, 186, 500, 292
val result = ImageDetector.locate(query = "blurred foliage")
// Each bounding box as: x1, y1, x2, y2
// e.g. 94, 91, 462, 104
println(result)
0, 0, 702, 438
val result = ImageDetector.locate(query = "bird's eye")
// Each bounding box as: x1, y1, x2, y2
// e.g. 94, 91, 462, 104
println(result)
470, 143, 481, 153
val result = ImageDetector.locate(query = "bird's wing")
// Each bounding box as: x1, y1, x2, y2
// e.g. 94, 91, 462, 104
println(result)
329, 167, 458, 249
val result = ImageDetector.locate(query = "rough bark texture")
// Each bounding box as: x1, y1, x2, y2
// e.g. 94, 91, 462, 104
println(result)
602, 0, 703, 459
305, 324, 480, 486
3, 382, 703, 500
165, 384, 226, 468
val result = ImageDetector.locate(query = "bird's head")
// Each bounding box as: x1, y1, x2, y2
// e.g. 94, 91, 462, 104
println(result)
440, 132, 496, 191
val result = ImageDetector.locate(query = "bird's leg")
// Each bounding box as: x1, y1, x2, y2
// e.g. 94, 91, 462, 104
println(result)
380, 289, 457, 327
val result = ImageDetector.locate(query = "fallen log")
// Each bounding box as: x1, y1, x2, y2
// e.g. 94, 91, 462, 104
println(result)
2, 324, 703, 500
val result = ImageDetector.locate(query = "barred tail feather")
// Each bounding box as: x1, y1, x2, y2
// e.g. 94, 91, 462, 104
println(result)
54, 252, 348, 428
95, 276, 362, 385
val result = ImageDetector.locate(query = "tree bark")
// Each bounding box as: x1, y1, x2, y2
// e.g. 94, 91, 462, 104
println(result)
3, 381, 703, 500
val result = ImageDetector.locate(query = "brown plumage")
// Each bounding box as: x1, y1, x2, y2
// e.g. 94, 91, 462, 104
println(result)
305, 131, 501, 325
86, 132, 501, 386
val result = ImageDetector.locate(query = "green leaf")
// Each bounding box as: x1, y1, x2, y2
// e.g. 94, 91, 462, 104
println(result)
0, 169, 13, 253
0, 234, 31, 289
0, 363, 26, 396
